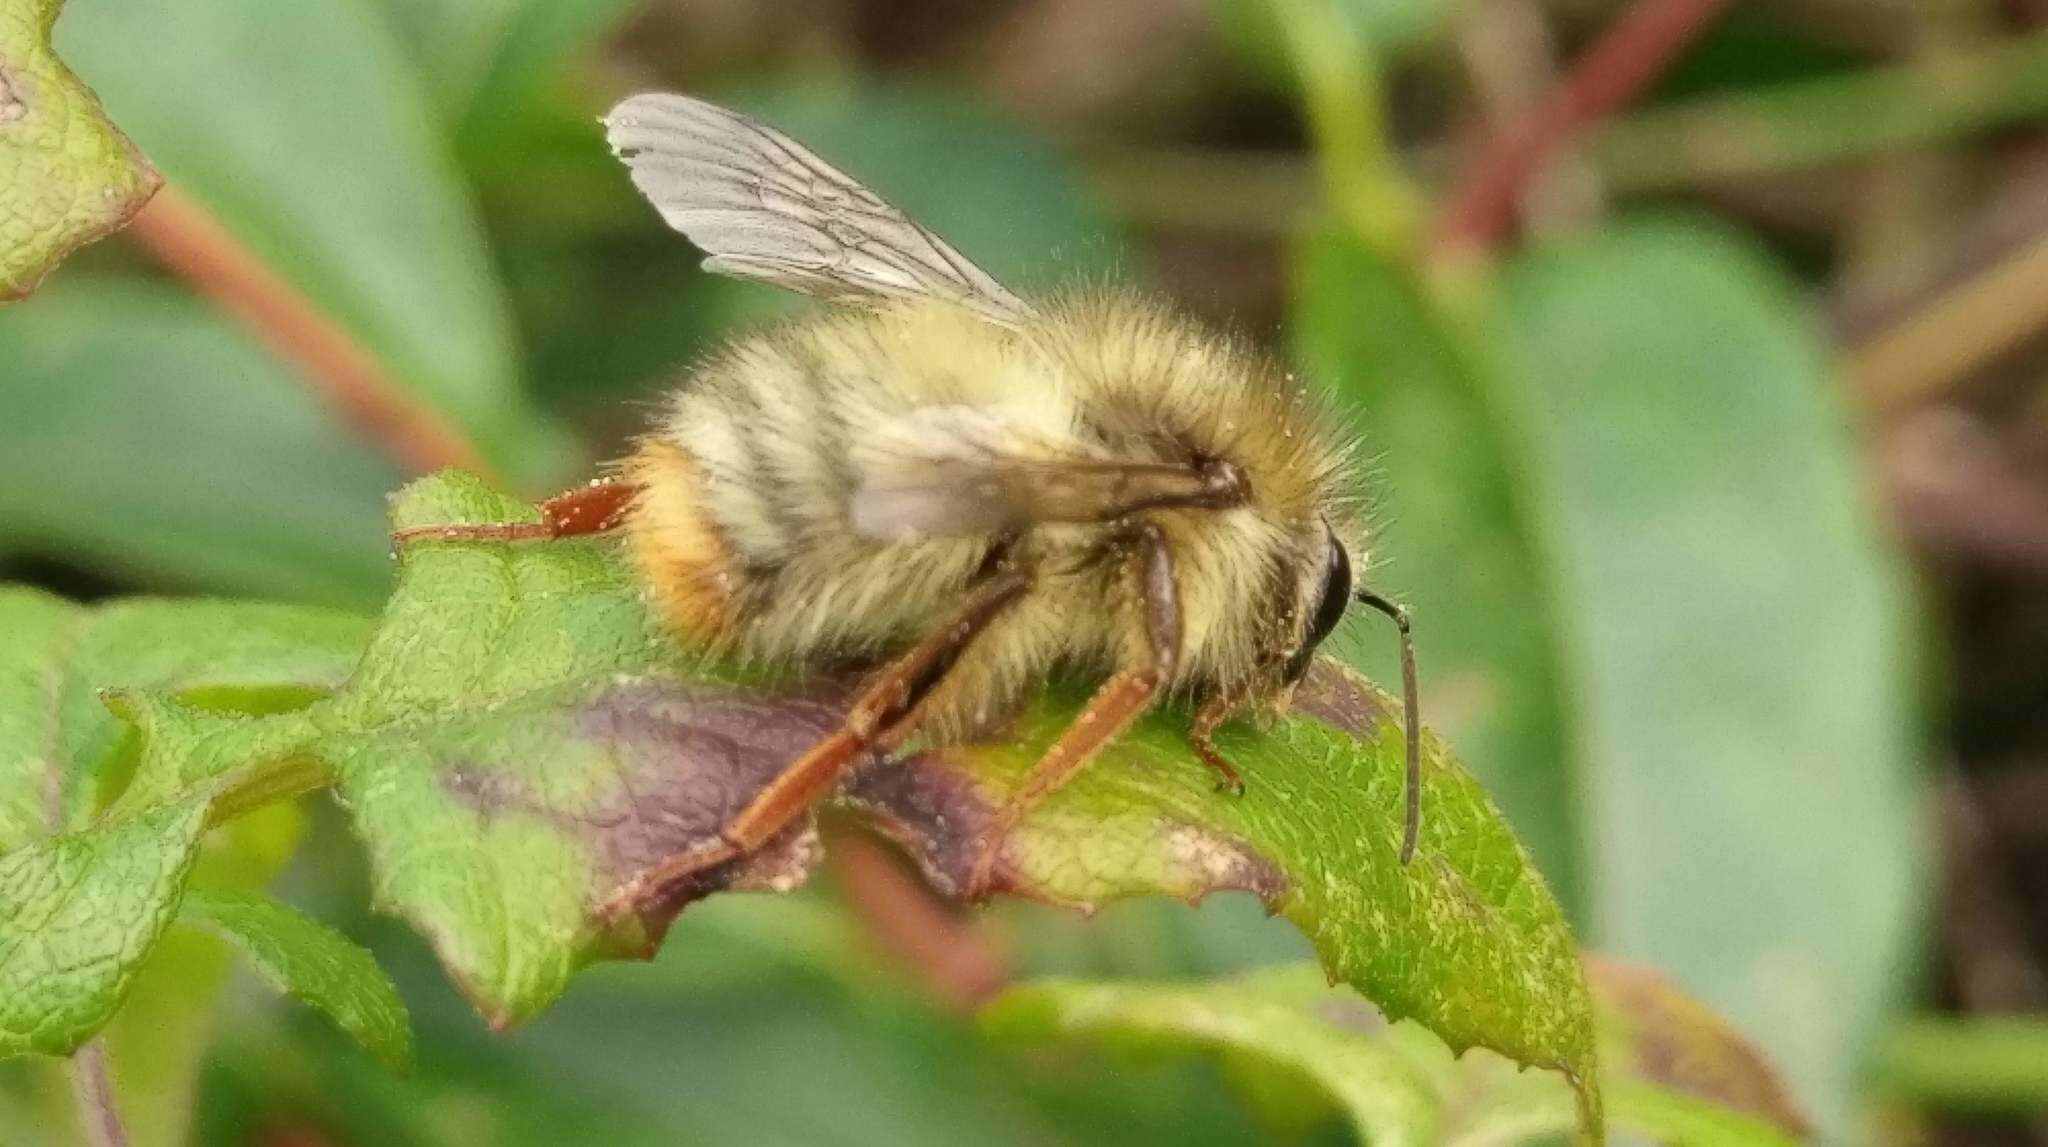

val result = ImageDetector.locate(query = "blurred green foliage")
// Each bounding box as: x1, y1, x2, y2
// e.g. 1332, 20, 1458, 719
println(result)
987, 962, 1811, 1145
55, 0, 580, 488
0, 282, 400, 605
9, 0, 2048, 1143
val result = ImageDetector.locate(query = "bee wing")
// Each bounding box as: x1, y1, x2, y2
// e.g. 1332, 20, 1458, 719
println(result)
849, 406, 1234, 540
604, 93, 1037, 329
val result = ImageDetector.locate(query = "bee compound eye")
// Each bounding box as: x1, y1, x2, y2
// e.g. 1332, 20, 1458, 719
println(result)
1283, 537, 1353, 684
1306, 539, 1352, 649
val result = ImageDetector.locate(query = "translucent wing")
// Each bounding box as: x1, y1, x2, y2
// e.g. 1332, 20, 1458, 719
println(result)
604, 93, 1036, 329
848, 406, 1244, 541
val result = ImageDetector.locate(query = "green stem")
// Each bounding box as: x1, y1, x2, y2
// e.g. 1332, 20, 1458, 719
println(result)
1595, 29, 2048, 190
1871, 1017, 2048, 1115
1264, 0, 1420, 259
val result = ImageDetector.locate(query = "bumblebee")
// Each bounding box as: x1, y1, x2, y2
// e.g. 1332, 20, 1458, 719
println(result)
403, 94, 1418, 906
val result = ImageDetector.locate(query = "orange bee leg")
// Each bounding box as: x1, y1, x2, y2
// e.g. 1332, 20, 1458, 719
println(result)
1189, 694, 1249, 797
596, 565, 1033, 922
964, 523, 1182, 900
390, 478, 634, 546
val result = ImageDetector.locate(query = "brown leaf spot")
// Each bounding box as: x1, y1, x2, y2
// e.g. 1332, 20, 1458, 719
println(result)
575, 682, 839, 869
842, 749, 1287, 911
1155, 823, 1289, 907
0, 71, 24, 124
429, 679, 856, 942
441, 761, 551, 822
618, 821, 823, 946
520, 666, 1381, 942
576, 680, 849, 930
1292, 658, 1394, 740
1313, 993, 1390, 1036
840, 748, 996, 899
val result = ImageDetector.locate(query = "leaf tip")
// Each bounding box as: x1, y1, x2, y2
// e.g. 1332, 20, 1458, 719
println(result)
0, 24, 163, 301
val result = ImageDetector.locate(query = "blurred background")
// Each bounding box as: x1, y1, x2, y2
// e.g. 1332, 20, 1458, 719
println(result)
4, 0, 2048, 1143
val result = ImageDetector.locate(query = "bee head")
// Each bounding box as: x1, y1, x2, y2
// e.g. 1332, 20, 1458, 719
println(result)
1281, 522, 1353, 684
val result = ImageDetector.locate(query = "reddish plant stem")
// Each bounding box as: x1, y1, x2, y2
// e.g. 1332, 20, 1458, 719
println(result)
71, 1041, 128, 1147
126, 184, 496, 481
823, 822, 1010, 1009
1432, 0, 1733, 258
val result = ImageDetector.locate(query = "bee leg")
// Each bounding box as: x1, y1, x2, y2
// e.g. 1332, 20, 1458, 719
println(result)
1189, 695, 1248, 797
962, 669, 1161, 901
390, 477, 634, 547
965, 525, 1180, 900
597, 566, 1032, 923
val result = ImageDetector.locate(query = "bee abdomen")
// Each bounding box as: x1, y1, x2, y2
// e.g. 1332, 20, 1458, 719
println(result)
626, 327, 932, 658
680, 336, 858, 564
622, 438, 739, 642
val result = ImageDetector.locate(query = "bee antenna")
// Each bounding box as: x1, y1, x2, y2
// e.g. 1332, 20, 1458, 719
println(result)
1353, 588, 1420, 865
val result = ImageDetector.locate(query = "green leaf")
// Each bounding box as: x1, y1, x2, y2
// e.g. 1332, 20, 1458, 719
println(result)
0, 587, 72, 849
326, 684, 681, 1025
0, 814, 313, 1145
143, 471, 1596, 1128
985, 972, 1439, 1144
0, 0, 158, 298
201, 897, 1275, 1147
177, 887, 411, 1073
0, 801, 205, 1057
1606, 1082, 1806, 1147
313, 476, 826, 1023
867, 668, 1595, 1109
0, 586, 368, 1060
51, 0, 578, 487
0, 585, 370, 846
102, 695, 325, 825
0, 279, 399, 605
1496, 219, 1923, 1132
1293, 235, 1581, 898
1296, 215, 1923, 1135
990, 961, 1808, 1146
91, 802, 306, 1147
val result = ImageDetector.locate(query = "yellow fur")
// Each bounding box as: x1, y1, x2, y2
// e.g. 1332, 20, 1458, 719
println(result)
623, 287, 1362, 743
622, 440, 733, 639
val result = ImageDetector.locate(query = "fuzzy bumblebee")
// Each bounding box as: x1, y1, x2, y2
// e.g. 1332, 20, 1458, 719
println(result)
403, 94, 1420, 907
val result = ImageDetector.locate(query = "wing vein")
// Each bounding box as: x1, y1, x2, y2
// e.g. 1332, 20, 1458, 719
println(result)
605, 93, 1035, 329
